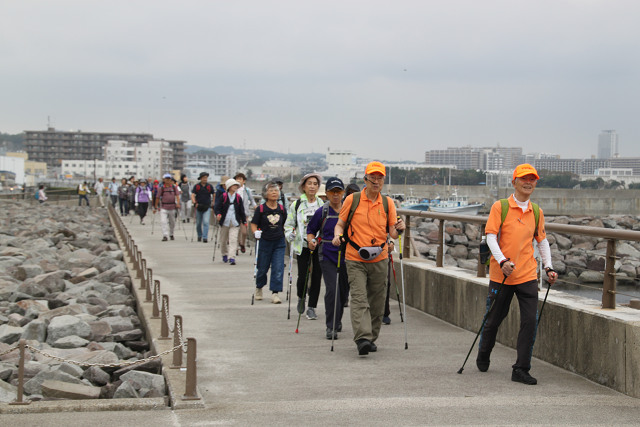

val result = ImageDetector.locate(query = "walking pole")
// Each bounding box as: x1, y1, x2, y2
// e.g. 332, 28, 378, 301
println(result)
389, 253, 404, 323
286, 248, 294, 301
457, 273, 508, 374
151, 209, 156, 234
180, 210, 188, 240
536, 282, 551, 330
190, 211, 197, 242
295, 249, 314, 334
212, 221, 220, 262
251, 236, 260, 305
398, 233, 408, 350
330, 246, 343, 352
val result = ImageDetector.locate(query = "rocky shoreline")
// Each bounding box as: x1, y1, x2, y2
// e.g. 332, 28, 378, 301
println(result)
0, 201, 164, 403
411, 214, 640, 284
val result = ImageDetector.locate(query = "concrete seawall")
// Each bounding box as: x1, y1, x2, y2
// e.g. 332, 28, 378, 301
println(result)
400, 259, 640, 398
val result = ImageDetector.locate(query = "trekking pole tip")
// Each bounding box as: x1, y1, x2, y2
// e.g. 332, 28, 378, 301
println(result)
457, 368, 463, 374
405, 343, 408, 350
295, 329, 299, 334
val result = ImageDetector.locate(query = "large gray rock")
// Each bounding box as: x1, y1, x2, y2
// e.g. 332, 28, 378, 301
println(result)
53, 362, 84, 378
24, 369, 84, 395
113, 380, 139, 398
0, 324, 24, 344
12, 264, 44, 281
31, 270, 70, 293
579, 270, 605, 283
101, 316, 134, 333
100, 342, 135, 359
46, 315, 91, 344
120, 370, 165, 396
41, 379, 101, 400
82, 366, 110, 386
52, 335, 90, 349
0, 377, 17, 403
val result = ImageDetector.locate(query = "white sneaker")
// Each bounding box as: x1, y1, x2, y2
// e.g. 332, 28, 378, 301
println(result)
255, 288, 263, 301
272, 293, 281, 304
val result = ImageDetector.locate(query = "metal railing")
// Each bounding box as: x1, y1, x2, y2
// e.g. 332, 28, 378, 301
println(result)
397, 208, 640, 310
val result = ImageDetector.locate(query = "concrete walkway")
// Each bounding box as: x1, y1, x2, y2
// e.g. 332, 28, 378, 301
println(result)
6, 212, 640, 425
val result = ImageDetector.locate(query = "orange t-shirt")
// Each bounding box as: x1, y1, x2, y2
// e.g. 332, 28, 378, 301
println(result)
486, 195, 546, 285
339, 192, 397, 263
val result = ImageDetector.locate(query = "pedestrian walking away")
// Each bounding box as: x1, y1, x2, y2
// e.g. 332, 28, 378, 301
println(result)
117, 178, 130, 215
476, 163, 558, 385
134, 179, 152, 225
127, 177, 137, 215
191, 172, 215, 243
332, 161, 404, 357
155, 173, 180, 241
251, 181, 287, 304
284, 172, 323, 321
107, 177, 119, 208
215, 178, 247, 266
78, 181, 91, 206
235, 172, 257, 254
94, 177, 106, 208
306, 177, 349, 341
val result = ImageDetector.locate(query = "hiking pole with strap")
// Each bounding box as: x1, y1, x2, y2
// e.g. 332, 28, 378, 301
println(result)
251, 236, 260, 305
389, 253, 404, 323
331, 244, 344, 352
536, 281, 551, 330
457, 273, 508, 374
398, 232, 408, 350
295, 249, 314, 334
190, 213, 196, 242
287, 249, 294, 319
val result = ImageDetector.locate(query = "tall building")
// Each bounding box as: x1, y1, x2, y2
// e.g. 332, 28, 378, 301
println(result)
24, 127, 185, 170
185, 150, 237, 179
598, 130, 618, 159
424, 145, 522, 171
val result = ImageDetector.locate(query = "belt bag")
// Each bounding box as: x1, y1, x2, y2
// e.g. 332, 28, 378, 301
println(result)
196, 204, 209, 212
348, 240, 386, 261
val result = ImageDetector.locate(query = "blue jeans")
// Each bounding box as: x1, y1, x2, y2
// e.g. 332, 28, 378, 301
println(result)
256, 237, 286, 293
195, 208, 211, 239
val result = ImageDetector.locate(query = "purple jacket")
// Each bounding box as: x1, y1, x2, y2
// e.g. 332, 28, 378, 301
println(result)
135, 186, 152, 203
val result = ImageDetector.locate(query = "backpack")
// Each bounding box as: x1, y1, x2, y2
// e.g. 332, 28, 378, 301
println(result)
259, 203, 284, 213
35, 191, 40, 200
343, 192, 390, 251
291, 199, 302, 230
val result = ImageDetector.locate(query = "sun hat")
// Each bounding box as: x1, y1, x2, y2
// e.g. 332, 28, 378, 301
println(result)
163, 173, 172, 179
298, 173, 323, 193
225, 178, 241, 190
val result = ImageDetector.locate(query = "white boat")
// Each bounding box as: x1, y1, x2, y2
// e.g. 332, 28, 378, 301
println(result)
429, 190, 483, 215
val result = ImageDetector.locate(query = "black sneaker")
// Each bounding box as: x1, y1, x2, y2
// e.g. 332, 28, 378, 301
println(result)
197, 237, 202, 242
512, 368, 537, 385
240, 245, 246, 253
382, 316, 391, 325
370, 342, 377, 352
170, 236, 174, 240
476, 351, 491, 372
162, 237, 168, 241
356, 339, 372, 356
297, 298, 305, 314
337, 323, 342, 332
203, 239, 208, 243
326, 328, 337, 340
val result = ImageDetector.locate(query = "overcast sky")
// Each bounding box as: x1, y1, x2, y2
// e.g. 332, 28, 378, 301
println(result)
2, 1, 640, 161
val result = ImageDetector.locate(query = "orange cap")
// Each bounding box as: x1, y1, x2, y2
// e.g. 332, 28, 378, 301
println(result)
365, 161, 386, 176
512, 163, 540, 180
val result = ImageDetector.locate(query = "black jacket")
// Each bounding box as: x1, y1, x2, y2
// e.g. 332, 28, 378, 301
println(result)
215, 192, 246, 225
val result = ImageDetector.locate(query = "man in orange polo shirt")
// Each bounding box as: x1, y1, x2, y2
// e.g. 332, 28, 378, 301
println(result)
333, 161, 405, 356
477, 163, 558, 385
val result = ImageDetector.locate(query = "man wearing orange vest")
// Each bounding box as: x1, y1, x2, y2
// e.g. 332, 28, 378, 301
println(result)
333, 161, 405, 356
477, 163, 558, 385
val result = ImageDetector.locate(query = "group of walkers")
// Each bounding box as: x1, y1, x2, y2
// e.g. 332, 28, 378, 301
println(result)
96, 160, 557, 385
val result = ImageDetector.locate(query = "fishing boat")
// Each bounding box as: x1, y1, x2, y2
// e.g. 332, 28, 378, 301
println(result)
401, 195, 431, 211
429, 189, 483, 215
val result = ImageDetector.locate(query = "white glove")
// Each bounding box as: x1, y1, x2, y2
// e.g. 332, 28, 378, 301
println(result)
287, 232, 295, 242
254, 230, 262, 239
135, 203, 139, 207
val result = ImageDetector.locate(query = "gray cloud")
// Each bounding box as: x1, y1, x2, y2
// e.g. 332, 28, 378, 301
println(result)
2, 0, 640, 160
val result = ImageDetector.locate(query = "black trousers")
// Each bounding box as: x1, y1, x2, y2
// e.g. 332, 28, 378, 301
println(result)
296, 247, 321, 308
320, 258, 349, 329
478, 279, 539, 370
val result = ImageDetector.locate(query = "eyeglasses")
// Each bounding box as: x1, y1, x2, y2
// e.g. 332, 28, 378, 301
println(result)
366, 175, 384, 183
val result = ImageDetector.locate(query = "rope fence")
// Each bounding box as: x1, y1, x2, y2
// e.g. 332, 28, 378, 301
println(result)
6, 203, 202, 405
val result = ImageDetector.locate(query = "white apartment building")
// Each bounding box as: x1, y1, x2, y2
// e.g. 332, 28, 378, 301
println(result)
185, 151, 237, 179
61, 140, 173, 180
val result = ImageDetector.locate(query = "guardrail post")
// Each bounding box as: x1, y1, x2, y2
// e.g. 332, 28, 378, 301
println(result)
602, 239, 617, 309
9, 339, 30, 405
403, 215, 411, 259
139, 259, 147, 289
182, 337, 200, 400
152, 280, 161, 318
159, 294, 171, 340
171, 315, 184, 368
145, 269, 153, 302
436, 219, 444, 267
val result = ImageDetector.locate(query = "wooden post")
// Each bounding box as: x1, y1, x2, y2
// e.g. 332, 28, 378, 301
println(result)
602, 239, 617, 309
